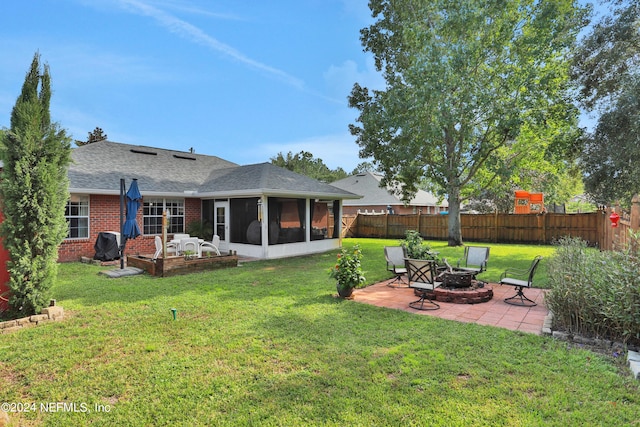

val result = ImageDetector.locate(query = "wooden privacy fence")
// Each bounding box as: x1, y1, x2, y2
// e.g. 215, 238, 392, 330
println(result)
351, 211, 606, 246
600, 195, 640, 252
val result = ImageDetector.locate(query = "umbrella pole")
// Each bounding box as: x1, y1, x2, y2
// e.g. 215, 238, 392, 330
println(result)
120, 178, 125, 269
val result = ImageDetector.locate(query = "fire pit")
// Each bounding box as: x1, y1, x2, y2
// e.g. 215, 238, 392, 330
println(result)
432, 281, 493, 304
413, 276, 494, 304
440, 270, 474, 288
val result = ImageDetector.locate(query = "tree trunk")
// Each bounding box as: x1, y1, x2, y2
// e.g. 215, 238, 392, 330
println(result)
447, 188, 463, 246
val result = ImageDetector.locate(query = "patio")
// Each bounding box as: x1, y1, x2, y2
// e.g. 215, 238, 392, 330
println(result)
352, 279, 549, 335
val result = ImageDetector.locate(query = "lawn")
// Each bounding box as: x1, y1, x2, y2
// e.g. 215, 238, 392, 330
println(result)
0, 238, 638, 426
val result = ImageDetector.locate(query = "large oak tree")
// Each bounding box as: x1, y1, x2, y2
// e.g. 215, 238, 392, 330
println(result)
349, 0, 587, 244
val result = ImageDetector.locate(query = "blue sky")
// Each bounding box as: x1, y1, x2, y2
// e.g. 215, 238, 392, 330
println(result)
0, 1, 604, 175
0, 0, 383, 172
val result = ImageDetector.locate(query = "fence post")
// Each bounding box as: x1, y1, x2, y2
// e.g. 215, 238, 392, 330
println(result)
613, 202, 621, 251
385, 212, 389, 238
536, 213, 545, 244
630, 195, 640, 253
630, 194, 640, 231
598, 207, 608, 250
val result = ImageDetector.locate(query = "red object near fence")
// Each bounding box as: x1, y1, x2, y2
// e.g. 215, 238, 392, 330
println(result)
609, 211, 620, 228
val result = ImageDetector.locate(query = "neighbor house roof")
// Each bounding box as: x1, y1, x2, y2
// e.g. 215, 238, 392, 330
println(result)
330, 171, 448, 207
68, 140, 359, 199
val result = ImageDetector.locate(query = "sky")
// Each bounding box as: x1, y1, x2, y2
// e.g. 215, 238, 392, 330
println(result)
0, 0, 384, 172
0, 1, 606, 175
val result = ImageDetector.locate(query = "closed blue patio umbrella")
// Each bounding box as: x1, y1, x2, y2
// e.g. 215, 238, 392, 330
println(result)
120, 178, 142, 268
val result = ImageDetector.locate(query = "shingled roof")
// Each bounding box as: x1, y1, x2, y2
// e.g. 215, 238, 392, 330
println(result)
68, 140, 359, 199
331, 171, 447, 207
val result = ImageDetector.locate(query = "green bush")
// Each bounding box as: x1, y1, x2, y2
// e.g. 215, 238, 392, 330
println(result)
546, 236, 640, 346
400, 230, 436, 260
186, 220, 213, 240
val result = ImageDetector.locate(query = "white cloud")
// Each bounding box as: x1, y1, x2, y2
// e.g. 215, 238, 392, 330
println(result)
147, 0, 246, 21
115, 0, 305, 89
324, 56, 385, 100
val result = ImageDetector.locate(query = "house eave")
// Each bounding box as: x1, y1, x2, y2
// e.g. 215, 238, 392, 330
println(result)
69, 187, 362, 200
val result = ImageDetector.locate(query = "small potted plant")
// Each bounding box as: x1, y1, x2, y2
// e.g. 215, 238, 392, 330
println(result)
329, 245, 366, 298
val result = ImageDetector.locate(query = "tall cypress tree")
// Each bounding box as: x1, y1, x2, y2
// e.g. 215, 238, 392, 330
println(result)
0, 53, 72, 316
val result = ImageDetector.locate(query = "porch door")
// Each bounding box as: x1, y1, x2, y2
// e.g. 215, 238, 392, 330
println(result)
214, 201, 229, 249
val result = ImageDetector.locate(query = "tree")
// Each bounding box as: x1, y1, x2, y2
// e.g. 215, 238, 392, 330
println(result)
349, 0, 587, 245
270, 151, 348, 182
572, 0, 640, 206
75, 126, 107, 146
0, 53, 72, 316
351, 161, 378, 175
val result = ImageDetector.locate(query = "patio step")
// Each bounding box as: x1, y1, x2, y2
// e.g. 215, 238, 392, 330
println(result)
629, 350, 640, 380
99, 267, 145, 278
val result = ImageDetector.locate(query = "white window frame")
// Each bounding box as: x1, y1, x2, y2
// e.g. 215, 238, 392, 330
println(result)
143, 198, 185, 235
65, 194, 90, 239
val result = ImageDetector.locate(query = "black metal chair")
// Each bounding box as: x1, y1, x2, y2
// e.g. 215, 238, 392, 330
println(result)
405, 258, 442, 310
456, 246, 490, 278
500, 256, 543, 306
384, 246, 408, 287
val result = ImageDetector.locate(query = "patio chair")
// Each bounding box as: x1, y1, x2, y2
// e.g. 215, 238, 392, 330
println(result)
200, 235, 221, 256
456, 246, 490, 278
405, 258, 442, 310
153, 236, 162, 260
166, 239, 178, 256
499, 256, 543, 306
180, 237, 201, 258
384, 246, 408, 287
153, 236, 177, 259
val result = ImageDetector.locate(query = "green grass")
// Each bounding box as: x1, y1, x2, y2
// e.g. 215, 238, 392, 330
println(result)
0, 238, 638, 426
356, 237, 556, 287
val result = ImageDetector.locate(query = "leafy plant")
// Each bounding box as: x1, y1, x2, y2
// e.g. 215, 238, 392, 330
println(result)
186, 220, 213, 240
328, 245, 366, 291
546, 236, 640, 346
400, 230, 437, 261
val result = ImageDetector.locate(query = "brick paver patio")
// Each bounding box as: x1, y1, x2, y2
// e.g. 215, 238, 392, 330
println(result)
352, 279, 549, 334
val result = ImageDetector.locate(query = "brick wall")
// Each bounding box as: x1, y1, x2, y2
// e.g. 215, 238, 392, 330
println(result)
58, 195, 202, 262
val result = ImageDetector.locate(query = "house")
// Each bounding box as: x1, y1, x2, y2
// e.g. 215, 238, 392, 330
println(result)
330, 171, 448, 215
61, 141, 360, 262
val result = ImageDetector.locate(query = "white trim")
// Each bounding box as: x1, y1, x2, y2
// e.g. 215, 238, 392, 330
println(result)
68, 188, 361, 200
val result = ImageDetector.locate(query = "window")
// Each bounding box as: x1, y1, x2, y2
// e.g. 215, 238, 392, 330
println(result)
267, 197, 306, 245
230, 197, 259, 244
66, 195, 89, 239
143, 198, 184, 234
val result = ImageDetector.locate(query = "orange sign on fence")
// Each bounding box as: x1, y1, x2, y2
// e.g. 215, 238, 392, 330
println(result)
514, 190, 544, 214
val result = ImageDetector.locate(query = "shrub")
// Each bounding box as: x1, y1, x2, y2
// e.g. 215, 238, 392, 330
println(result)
546, 236, 640, 346
328, 245, 366, 291
0, 54, 72, 317
186, 220, 213, 240
400, 230, 435, 260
